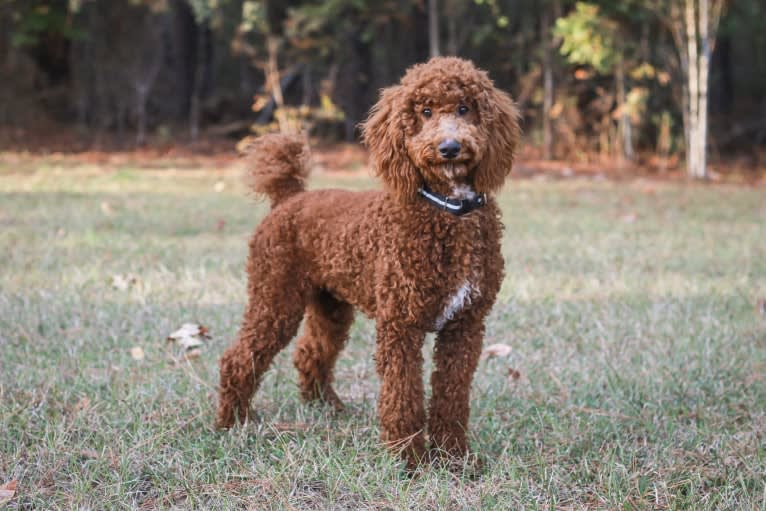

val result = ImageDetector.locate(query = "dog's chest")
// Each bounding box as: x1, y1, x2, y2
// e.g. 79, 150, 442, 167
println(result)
433, 279, 480, 330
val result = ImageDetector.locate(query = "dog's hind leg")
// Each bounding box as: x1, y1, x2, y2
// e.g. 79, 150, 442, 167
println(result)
292, 289, 354, 411
216, 262, 309, 429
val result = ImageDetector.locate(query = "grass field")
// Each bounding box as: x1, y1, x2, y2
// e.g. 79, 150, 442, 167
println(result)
1, 160, 765, 510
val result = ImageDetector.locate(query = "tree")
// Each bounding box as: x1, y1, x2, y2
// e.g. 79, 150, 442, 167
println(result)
677, 0, 726, 179
132, 8, 167, 145
187, 0, 220, 140
541, 0, 564, 160
555, 2, 635, 161
429, 0, 440, 57
648, 0, 726, 179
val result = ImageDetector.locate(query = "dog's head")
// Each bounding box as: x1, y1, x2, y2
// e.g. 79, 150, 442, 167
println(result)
362, 57, 521, 201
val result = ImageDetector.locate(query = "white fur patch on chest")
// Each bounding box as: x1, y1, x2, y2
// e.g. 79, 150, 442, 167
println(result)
434, 280, 479, 331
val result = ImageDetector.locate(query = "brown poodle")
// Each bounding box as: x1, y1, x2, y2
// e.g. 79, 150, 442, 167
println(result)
216, 57, 521, 470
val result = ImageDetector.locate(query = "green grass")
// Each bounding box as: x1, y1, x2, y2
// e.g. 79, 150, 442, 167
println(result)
1, 162, 765, 509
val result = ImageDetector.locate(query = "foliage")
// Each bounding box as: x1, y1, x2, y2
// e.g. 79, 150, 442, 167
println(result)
4, 0, 85, 47
0, 0, 763, 160
555, 2, 620, 73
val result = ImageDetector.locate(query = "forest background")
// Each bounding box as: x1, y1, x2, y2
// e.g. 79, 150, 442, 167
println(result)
1, 0, 764, 179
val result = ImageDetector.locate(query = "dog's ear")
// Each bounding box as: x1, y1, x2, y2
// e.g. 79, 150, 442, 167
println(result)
474, 86, 521, 194
362, 85, 420, 200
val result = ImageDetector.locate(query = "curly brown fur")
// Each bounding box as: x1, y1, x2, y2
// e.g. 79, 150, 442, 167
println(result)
217, 57, 521, 471
244, 133, 311, 207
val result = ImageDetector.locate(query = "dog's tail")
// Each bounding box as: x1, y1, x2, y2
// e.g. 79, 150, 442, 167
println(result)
243, 133, 310, 207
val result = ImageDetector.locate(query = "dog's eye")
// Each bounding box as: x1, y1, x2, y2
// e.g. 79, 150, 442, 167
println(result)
457, 104, 469, 116
422, 108, 432, 118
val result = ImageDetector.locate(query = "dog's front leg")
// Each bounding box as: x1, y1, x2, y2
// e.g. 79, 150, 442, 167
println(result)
428, 310, 484, 462
374, 320, 427, 470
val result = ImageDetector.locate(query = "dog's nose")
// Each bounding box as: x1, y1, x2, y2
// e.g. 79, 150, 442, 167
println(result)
438, 139, 461, 159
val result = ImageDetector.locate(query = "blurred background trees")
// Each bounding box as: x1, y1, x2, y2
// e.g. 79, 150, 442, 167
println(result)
1, 0, 764, 179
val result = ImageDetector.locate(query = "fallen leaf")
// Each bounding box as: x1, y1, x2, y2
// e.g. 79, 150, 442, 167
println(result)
179, 336, 203, 350
167, 323, 210, 353
213, 181, 226, 192
79, 449, 99, 460
481, 343, 513, 359
100, 201, 113, 215
130, 346, 145, 361
621, 212, 638, 223
111, 274, 139, 291
758, 298, 766, 317
168, 323, 208, 340
0, 480, 17, 506
508, 368, 522, 381
183, 348, 202, 360
74, 396, 90, 412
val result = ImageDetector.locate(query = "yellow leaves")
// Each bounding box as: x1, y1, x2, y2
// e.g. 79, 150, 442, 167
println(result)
550, 101, 565, 120
630, 62, 671, 85
630, 62, 656, 80
612, 87, 649, 124
251, 93, 270, 112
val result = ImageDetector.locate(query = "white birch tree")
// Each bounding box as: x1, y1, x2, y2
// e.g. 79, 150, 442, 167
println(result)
662, 0, 726, 179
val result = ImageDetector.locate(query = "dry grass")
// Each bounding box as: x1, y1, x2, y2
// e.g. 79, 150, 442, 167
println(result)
1, 162, 765, 509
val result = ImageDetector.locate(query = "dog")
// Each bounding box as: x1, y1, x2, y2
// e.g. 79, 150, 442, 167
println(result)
216, 56, 521, 470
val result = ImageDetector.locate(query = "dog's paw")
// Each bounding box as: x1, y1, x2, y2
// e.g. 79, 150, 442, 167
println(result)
215, 407, 236, 430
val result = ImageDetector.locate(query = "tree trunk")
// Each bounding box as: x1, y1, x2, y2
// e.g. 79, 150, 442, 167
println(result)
685, 0, 701, 178
266, 35, 289, 133
542, 7, 554, 160
333, 27, 373, 141
616, 58, 634, 161
133, 13, 165, 146
678, 0, 723, 179
428, 0, 440, 58
189, 21, 209, 141
135, 90, 148, 145
697, 0, 711, 179
446, 13, 457, 56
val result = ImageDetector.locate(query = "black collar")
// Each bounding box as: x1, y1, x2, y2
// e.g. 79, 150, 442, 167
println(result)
417, 186, 487, 216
